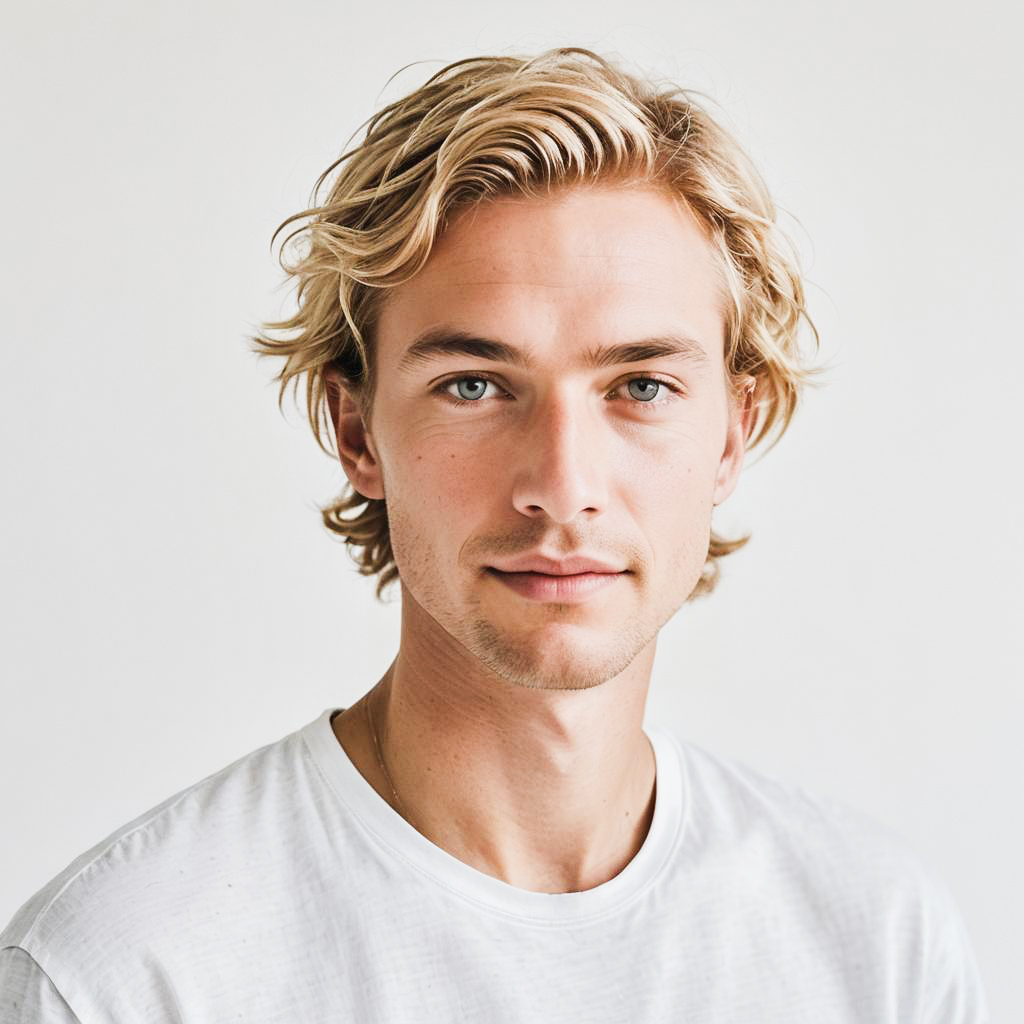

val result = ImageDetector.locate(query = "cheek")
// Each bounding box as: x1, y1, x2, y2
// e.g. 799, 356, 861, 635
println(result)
617, 435, 719, 570
383, 440, 507, 598
635, 463, 714, 535
615, 419, 721, 505
385, 440, 504, 541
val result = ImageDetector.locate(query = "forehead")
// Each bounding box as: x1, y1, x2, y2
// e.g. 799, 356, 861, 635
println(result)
375, 183, 726, 366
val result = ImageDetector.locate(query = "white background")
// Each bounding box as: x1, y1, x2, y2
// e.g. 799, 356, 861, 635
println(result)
2, 0, 1020, 1017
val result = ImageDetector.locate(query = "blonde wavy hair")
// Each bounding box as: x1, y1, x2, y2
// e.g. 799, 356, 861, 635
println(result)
252, 47, 821, 600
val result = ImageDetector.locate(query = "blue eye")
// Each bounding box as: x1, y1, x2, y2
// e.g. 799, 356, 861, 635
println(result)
435, 375, 507, 406
626, 378, 662, 402
450, 377, 490, 401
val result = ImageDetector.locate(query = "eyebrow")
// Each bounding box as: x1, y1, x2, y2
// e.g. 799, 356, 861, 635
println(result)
398, 326, 711, 372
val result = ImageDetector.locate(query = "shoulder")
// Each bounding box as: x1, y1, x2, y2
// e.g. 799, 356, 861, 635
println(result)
656, 733, 990, 1017
672, 732, 919, 857
666, 731, 968, 930
0, 719, 314, 969
0, 947, 81, 1023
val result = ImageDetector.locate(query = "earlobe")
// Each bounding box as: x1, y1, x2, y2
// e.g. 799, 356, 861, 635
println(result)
324, 366, 385, 500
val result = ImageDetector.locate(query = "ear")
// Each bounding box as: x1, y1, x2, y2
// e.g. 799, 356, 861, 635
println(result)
712, 375, 756, 507
324, 365, 385, 500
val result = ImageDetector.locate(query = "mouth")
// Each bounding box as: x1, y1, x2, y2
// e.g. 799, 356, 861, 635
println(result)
484, 567, 628, 603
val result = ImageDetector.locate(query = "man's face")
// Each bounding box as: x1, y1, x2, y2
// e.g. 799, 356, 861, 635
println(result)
334, 182, 751, 692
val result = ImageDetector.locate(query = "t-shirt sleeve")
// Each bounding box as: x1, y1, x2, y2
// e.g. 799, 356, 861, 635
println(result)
0, 947, 81, 1024
920, 884, 991, 1024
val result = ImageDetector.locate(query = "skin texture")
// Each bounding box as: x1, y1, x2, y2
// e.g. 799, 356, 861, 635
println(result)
327, 181, 754, 893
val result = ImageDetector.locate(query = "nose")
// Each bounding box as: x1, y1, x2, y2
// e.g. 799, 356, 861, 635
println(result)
510, 387, 609, 524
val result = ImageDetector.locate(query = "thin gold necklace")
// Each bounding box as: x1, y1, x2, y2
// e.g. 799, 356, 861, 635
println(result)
364, 693, 414, 829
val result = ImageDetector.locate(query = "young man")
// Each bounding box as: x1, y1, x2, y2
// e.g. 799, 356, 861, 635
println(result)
1, 49, 988, 1021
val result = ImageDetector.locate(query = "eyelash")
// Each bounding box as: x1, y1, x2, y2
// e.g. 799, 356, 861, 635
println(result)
434, 373, 685, 409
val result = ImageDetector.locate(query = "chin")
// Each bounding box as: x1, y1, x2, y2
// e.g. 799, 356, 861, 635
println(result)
464, 616, 652, 692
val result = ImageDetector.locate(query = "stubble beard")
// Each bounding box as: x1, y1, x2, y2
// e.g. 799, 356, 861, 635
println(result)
466, 627, 648, 692
459, 590, 666, 692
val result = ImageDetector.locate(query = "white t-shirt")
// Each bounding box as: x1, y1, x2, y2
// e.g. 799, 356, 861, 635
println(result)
0, 709, 989, 1022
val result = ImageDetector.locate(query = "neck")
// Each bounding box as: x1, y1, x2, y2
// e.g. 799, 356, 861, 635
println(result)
333, 598, 658, 894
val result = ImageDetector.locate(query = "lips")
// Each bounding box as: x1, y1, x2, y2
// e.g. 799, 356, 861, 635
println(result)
486, 567, 625, 602
487, 554, 627, 576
